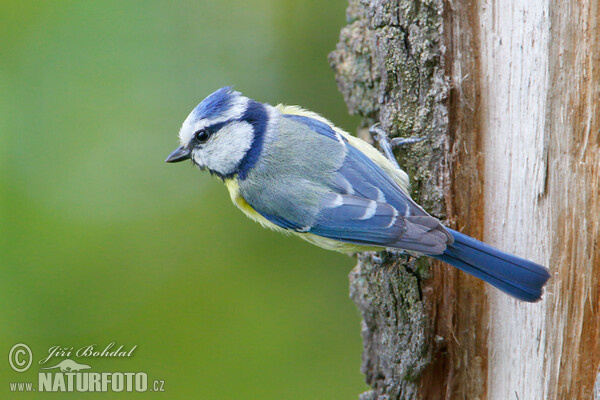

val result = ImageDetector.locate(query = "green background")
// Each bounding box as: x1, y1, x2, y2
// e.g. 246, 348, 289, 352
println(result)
0, 1, 367, 398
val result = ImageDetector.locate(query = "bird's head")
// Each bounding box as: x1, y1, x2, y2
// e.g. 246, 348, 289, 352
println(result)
165, 87, 267, 178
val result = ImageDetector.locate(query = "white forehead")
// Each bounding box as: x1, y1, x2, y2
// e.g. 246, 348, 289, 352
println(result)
178, 95, 250, 146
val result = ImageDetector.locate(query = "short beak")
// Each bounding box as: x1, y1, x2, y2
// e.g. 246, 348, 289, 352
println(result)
165, 146, 191, 163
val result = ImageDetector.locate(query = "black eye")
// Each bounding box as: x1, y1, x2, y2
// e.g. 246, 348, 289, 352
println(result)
194, 129, 210, 143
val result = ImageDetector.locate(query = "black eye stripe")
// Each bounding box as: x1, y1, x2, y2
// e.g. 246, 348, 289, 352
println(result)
208, 121, 227, 132
194, 121, 230, 144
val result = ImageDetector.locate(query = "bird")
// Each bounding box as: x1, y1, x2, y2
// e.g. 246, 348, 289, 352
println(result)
165, 87, 551, 302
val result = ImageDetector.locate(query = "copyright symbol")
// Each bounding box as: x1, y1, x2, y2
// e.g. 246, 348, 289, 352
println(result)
9, 343, 32, 372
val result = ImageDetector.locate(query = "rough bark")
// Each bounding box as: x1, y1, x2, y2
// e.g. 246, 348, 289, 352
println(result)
331, 0, 600, 399
330, 1, 453, 399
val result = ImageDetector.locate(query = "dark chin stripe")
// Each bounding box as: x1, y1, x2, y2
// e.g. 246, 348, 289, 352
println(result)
235, 100, 268, 180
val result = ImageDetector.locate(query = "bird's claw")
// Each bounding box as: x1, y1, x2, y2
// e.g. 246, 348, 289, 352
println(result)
369, 123, 425, 168
391, 136, 426, 147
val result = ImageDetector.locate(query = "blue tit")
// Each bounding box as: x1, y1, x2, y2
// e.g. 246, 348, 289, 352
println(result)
166, 87, 551, 302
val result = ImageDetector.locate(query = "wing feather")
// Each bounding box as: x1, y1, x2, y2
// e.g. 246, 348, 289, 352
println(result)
309, 193, 449, 254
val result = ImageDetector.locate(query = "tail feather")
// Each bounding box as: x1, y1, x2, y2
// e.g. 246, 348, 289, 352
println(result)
432, 229, 551, 302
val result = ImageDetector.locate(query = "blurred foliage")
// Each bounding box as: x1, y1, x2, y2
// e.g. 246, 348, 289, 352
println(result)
0, 0, 366, 398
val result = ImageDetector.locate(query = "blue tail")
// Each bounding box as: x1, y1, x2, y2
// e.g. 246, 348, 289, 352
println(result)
431, 229, 551, 302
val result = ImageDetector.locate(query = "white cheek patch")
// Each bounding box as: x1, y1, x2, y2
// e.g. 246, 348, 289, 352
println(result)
178, 97, 249, 146
191, 121, 254, 176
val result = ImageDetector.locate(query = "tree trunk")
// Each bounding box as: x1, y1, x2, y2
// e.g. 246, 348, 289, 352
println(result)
330, 0, 600, 399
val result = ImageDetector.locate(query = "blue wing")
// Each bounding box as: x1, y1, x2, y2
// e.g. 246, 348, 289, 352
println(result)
249, 114, 452, 254
332, 143, 423, 216
307, 142, 450, 253
307, 192, 450, 253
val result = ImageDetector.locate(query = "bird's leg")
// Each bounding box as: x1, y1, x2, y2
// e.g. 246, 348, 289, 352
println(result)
369, 123, 425, 168
369, 123, 398, 167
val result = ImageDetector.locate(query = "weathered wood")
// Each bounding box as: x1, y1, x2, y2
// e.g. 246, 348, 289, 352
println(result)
482, 1, 600, 399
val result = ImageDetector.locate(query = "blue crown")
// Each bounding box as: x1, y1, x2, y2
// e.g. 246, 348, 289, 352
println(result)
193, 86, 239, 120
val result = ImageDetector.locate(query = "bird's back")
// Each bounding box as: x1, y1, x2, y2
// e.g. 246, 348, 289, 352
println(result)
238, 115, 347, 229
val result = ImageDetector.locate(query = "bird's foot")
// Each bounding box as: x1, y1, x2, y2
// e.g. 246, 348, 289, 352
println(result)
391, 136, 426, 147
369, 123, 425, 168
